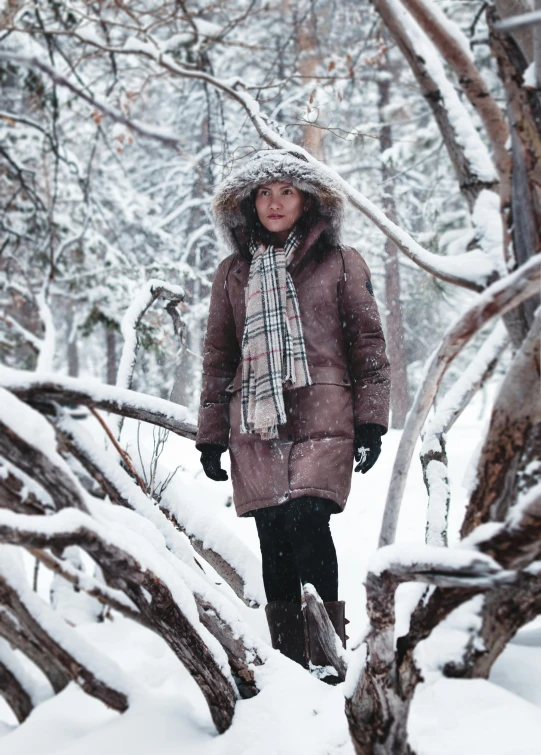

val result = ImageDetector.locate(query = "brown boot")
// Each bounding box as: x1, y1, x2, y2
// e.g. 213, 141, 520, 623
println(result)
306, 600, 346, 667
265, 601, 308, 667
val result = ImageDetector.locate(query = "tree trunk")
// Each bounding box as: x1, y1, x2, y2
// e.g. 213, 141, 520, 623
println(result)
488, 6, 541, 342
378, 70, 410, 429
461, 311, 541, 537
296, 4, 326, 160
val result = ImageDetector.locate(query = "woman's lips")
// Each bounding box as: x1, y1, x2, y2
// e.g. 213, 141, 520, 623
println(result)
268, 215, 284, 219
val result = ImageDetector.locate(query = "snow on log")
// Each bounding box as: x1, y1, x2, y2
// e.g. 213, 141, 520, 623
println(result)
0, 510, 238, 732
0, 638, 53, 723
56, 413, 263, 607
30, 547, 143, 624
195, 594, 264, 699
0, 636, 52, 723
0, 388, 89, 512
465, 483, 541, 569
303, 584, 347, 681
379, 253, 541, 547
0, 657, 33, 723
0, 547, 132, 711
368, 542, 504, 586
0, 605, 70, 695
347, 483, 541, 755
2, 407, 265, 700
159, 500, 263, 608
0, 366, 196, 440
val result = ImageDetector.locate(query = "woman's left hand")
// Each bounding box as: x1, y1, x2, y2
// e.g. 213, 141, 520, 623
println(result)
199, 444, 229, 481
354, 424, 383, 474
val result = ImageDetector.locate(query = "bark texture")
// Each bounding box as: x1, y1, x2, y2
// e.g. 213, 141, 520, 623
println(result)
461, 311, 541, 536
0, 659, 34, 723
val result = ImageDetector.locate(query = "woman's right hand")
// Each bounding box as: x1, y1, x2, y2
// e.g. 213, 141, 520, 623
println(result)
199, 444, 229, 481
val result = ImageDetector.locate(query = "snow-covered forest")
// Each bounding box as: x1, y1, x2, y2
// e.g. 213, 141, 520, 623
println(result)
0, 0, 540, 752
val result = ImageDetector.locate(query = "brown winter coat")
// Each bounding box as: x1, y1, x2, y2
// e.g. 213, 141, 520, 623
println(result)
196, 221, 390, 516
196, 151, 390, 516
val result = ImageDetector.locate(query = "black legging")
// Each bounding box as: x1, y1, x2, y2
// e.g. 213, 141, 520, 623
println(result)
253, 496, 338, 605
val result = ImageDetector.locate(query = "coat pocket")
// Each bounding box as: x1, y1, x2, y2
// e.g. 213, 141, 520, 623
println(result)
291, 371, 354, 442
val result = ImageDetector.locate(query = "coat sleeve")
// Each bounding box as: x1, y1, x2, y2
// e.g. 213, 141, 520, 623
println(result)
195, 256, 241, 450
338, 246, 391, 432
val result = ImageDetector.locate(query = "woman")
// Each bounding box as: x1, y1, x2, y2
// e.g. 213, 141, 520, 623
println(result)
195, 150, 390, 672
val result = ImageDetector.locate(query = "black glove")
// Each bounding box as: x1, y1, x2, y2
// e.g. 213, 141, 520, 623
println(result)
354, 424, 384, 474
199, 444, 228, 481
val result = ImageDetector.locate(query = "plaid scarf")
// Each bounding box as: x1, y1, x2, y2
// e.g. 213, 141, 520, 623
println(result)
240, 229, 312, 439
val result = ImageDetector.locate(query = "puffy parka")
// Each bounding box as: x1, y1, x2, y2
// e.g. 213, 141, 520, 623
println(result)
196, 151, 391, 516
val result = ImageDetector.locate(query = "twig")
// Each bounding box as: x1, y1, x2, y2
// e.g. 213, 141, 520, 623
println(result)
89, 407, 147, 494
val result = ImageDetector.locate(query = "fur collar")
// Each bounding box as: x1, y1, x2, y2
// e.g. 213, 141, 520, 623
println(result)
212, 150, 345, 252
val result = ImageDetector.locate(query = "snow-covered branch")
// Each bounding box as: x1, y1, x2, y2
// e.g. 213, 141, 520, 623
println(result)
379, 253, 541, 547
0, 548, 132, 712
398, 0, 510, 183
0, 394, 266, 712
421, 322, 509, 546
0, 49, 499, 292
116, 279, 185, 391
346, 480, 541, 755
55, 412, 263, 607
0, 638, 39, 723
0, 510, 238, 732
373, 0, 498, 210
0, 367, 197, 440
0, 388, 89, 513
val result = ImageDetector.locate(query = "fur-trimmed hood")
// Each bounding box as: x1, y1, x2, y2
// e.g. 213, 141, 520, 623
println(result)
212, 150, 346, 252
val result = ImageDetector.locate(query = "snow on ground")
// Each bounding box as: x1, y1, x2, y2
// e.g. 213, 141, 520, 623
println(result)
1, 388, 540, 753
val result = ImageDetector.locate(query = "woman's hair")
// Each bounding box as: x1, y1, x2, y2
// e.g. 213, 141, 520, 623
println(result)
235, 186, 333, 261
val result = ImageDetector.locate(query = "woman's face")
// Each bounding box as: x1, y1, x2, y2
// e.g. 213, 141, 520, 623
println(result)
255, 182, 309, 241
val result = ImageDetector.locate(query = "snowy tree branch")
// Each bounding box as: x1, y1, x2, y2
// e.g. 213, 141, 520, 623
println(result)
347, 483, 541, 755
0, 49, 499, 292
379, 253, 541, 547
54, 411, 262, 608
0, 510, 238, 732
0, 368, 197, 441
0, 418, 89, 514
28, 547, 145, 625
398, 0, 511, 184
0, 561, 129, 711
116, 279, 184, 392
0, 605, 70, 695
372, 0, 499, 210
421, 323, 509, 546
